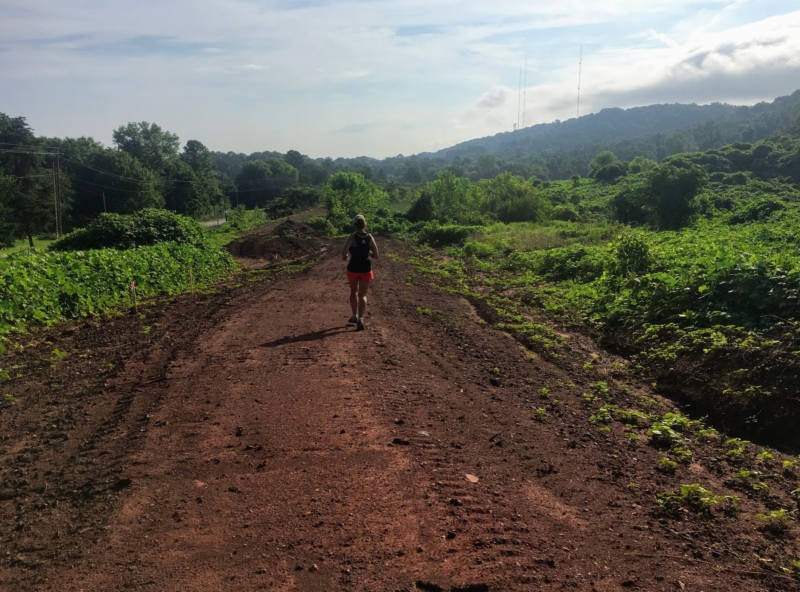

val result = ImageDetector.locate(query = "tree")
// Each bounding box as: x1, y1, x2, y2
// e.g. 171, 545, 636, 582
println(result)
235, 161, 273, 208
65, 148, 163, 225
427, 170, 480, 222
284, 150, 305, 169
113, 122, 180, 171
665, 131, 690, 156
406, 191, 434, 222
693, 121, 724, 151
0, 114, 54, 246
788, 101, 800, 137
162, 159, 220, 218
646, 159, 708, 230
401, 160, 423, 183
324, 172, 388, 222
235, 159, 299, 207
264, 157, 299, 198
180, 140, 213, 172
0, 175, 53, 248
479, 172, 551, 223
589, 151, 620, 177
473, 154, 500, 180
629, 156, 657, 174
545, 152, 575, 180
0, 178, 17, 248
299, 160, 330, 186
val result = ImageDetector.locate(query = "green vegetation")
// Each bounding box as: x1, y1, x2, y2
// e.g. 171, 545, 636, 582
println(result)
0, 241, 234, 338
658, 484, 740, 517
353, 118, 800, 447
755, 509, 793, 536
51, 209, 207, 251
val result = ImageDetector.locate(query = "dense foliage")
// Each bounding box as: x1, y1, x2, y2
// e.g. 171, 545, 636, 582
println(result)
50, 209, 207, 251
0, 242, 234, 337
363, 122, 800, 446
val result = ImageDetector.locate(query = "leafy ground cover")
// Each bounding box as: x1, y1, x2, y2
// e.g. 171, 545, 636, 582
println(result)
50, 209, 208, 251
391, 244, 800, 584
372, 136, 800, 450
0, 242, 235, 345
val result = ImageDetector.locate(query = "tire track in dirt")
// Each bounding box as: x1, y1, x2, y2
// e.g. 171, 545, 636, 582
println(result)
2, 239, 783, 591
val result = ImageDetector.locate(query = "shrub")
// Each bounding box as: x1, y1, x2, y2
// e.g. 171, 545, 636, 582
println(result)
305, 215, 338, 236
417, 222, 479, 248
594, 163, 628, 184
508, 244, 608, 282
552, 205, 579, 222
727, 198, 786, 224
224, 206, 266, 231
462, 241, 497, 259
646, 159, 708, 230
406, 191, 434, 222
609, 234, 651, 277
51, 209, 206, 251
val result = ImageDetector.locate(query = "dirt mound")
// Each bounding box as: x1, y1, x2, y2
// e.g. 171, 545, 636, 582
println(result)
271, 218, 318, 238
226, 234, 322, 260
228, 217, 323, 260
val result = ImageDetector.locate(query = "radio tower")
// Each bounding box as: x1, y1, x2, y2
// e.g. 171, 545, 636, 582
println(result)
522, 57, 528, 129
517, 67, 522, 131
577, 45, 583, 119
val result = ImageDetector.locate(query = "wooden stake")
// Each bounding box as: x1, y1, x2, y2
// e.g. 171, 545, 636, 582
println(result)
131, 281, 137, 313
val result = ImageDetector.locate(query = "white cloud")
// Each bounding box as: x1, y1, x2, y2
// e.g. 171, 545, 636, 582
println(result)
0, 0, 797, 157
520, 10, 800, 127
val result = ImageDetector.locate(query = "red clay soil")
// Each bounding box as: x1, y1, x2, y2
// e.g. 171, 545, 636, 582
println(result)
0, 236, 796, 591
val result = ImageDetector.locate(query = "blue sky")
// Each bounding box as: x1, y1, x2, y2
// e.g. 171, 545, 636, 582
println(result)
1, 0, 799, 158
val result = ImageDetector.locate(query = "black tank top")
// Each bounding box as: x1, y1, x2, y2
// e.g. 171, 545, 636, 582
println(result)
347, 232, 372, 273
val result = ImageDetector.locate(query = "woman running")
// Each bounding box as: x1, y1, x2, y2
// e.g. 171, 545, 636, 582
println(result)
341, 215, 378, 331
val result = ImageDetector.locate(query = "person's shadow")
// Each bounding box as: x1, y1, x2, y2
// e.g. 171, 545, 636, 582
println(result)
258, 326, 352, 349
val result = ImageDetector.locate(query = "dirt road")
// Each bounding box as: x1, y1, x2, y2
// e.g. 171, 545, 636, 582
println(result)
0, 235, 790, 591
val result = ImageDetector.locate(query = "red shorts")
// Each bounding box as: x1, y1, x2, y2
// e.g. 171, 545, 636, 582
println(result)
347, 270, 374, 287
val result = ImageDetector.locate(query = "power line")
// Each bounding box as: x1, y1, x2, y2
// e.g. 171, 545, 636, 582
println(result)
60, 155, 153, 184
4, 173, 54, 179
0, 149, 59, 155
0, 141, 60, 149
68, 176, 153, 193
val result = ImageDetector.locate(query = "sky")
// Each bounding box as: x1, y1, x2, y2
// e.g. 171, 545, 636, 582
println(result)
1, 0, 799, 159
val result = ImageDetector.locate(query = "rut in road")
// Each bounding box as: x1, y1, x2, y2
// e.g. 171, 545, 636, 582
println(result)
8, 241, 773, 592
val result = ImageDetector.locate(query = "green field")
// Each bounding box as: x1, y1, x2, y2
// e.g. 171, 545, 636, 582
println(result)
2, 237, 55, 254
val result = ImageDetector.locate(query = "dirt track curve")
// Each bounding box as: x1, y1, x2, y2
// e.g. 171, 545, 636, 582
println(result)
0, 233, 786, 591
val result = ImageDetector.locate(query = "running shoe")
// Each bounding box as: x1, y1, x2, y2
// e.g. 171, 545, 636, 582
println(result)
356, 317, 365, 331
348, 315, 358, 324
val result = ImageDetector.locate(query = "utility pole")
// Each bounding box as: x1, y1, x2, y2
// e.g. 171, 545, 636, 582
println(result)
102, 192, 107, 213
52, 163, 60, 239
55, 152, 63, 237
218, 171, 227, 221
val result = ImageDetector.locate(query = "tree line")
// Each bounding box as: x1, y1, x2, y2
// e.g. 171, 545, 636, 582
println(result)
3, 89, 798, 248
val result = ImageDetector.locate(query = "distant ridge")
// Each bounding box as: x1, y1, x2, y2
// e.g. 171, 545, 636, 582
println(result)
422, 91, 800, 160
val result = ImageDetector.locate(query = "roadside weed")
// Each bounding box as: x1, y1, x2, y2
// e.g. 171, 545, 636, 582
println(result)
657, 458, 678, 474
755, 509, 793, 536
